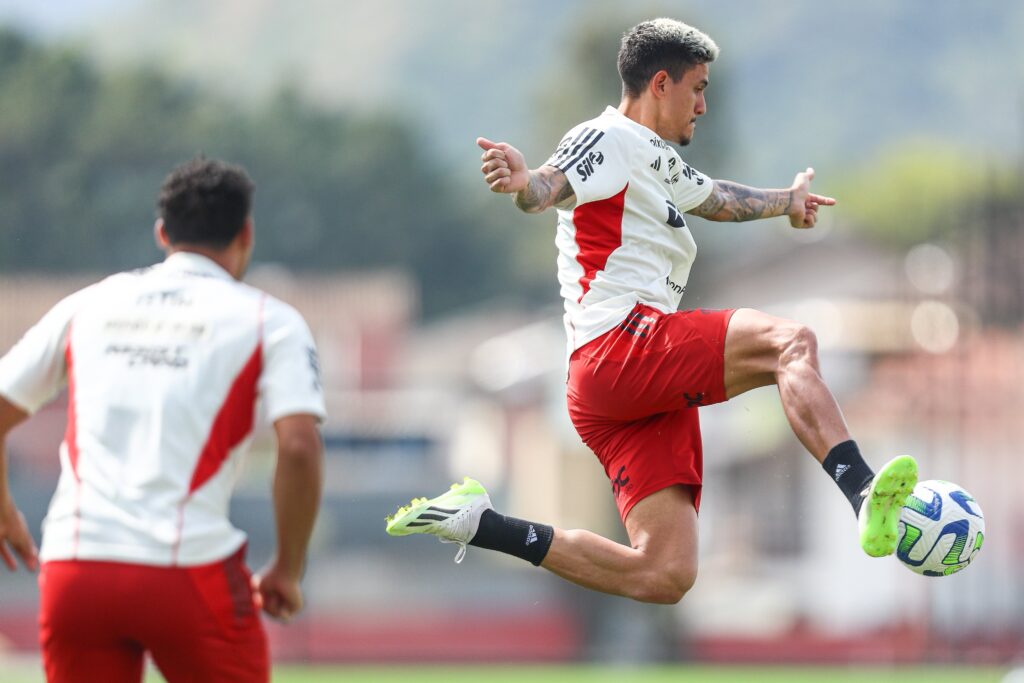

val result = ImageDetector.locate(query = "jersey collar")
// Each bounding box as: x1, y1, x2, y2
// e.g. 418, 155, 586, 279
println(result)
603, 105, 665, 144
161, 251, 235, 281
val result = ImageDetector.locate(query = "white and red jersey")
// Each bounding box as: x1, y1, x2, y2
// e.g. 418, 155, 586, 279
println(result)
0, 252, 326, 566
545, 106, 714, 357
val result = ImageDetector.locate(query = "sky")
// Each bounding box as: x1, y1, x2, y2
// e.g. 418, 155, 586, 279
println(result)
0, 0, 133, 35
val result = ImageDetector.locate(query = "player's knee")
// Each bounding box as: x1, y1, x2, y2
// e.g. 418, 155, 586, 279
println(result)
776, 321, 819, 370
634, 558, 697, 604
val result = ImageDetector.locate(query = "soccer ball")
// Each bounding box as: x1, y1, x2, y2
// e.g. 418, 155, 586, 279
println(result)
896, 479, 984, 577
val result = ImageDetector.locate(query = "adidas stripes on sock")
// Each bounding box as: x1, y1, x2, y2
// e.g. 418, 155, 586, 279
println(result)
469, 509, 553, 566
822, 439, 874, 516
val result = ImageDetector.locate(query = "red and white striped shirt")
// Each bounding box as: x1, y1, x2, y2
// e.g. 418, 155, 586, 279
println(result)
0, 252, 326, 566
545, 106, 714, 357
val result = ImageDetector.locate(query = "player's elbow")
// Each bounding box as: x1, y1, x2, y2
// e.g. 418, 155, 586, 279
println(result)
632, 561, 697, 605
513, 196, 548, 215
276, 429, 323, 465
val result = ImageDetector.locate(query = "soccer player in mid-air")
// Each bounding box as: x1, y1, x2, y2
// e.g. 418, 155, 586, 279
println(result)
386, 18, 917, 603
0, 158, 326, 681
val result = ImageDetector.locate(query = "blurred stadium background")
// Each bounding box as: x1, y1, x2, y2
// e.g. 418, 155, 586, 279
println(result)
0, 1, 1022, 681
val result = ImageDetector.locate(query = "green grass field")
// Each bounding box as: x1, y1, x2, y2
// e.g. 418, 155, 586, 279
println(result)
1, 663, 1013, 683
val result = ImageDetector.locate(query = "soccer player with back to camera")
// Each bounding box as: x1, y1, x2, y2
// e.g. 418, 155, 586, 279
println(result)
0, 158, 326, 681
386, 19, 918, 603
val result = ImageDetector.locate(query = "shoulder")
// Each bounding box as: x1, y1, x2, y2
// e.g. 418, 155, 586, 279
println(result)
261, 294, 313, 340
546, 113, 642, 178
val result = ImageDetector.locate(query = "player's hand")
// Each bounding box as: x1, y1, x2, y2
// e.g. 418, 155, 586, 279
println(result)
477, 137, 530, 194
0, 498, 38, 572
251, 561, 303, 623
788, 167, 836, 229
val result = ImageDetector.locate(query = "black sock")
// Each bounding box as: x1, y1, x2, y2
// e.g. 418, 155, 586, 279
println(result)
822, 440, 874, 516
469, 509, 553, 566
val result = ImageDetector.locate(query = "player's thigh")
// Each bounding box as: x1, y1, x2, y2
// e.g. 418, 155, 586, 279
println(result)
723, 307, 807, 398
150, 623, 268, 683
624, 484, 699, 585
147, 553, 269, 683
42, 641, 144, 683
39, 561, 146, 683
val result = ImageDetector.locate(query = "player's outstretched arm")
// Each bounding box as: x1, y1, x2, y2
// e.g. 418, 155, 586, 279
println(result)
477, 137, 576, 214
0, 396, 37, 573
689, 167, 836, 228
252, 414, 323, 622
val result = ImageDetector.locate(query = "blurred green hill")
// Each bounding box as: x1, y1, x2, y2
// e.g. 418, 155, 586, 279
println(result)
0, 28, 526, 316
79, 0, 1024, 180
0, 1, 1021, 315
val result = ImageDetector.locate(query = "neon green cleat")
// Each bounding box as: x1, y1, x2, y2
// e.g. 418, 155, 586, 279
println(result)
385, 477, 492, 563
858, 455, 918, 557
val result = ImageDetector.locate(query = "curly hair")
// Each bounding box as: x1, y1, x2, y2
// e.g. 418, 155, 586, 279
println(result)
618, 19, 719, 98
157, 157, 255, 248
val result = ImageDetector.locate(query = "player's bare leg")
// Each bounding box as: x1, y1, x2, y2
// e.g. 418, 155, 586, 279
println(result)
388, 479, 698, 604
722, 308, 848, 461
541, 485, 698, 604
721, 308, 916, 556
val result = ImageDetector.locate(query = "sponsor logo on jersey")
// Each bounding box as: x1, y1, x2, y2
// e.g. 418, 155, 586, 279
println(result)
650, 157, 662, 171
576, 150, 605, 182
665, 275, 685, 295
649, 137, 669, 150
307, 346, 322, 391
105, 343, 189, 369
680, 162, 704, 185
137, 289, 193, 307
548, 127, 605, 174
665, 200, 687, 228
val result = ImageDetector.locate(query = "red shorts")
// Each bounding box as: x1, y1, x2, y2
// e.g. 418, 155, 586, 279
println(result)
567, 304, 736, 521
39, 546, 268, 683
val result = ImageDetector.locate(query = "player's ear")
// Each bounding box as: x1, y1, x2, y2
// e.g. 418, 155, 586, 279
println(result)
650, 70, 670, 98
154, 219, 171, 249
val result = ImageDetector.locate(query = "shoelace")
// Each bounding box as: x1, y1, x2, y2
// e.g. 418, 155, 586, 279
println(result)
434, 505, 475, 564
439, 537, 468, 564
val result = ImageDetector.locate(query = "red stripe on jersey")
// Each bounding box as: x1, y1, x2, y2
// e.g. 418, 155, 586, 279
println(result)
63, 324, 80, 481
188, 345, 262, 494
573, 183, 628, 302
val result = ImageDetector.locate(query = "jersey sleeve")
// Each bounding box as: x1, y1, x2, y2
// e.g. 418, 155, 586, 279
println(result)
543, 124, 633, 205
671, 153, 714, 212
0, 288, 92, 414
259, 298, 327, 424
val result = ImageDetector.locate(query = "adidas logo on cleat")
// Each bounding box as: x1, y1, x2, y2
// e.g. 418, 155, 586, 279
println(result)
834, 463, 851, 481
525, 525, 538, 546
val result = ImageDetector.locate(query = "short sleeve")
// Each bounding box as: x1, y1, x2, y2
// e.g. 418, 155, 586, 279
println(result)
0, 288, 91, 414
544, 124, 633, 206
259, 299, 327, 424
670, 153, 714, 211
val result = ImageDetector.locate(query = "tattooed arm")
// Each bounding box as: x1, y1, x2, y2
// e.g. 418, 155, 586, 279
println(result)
513, 166, 576, 213
689, 180, 792, 222
477, 137, 576, 214
689, 167, 836, 228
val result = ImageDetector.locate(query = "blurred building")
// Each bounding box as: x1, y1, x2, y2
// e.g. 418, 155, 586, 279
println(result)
1, 202, 1022, 665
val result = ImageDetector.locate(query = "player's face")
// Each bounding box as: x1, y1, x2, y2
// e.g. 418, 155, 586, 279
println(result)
664, 63, 709, 146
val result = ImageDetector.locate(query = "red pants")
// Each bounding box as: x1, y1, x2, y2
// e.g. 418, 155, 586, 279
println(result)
39, 547, 268, 683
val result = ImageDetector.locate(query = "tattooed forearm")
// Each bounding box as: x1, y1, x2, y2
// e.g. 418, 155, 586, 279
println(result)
690, 180, 792, 222
514, 167, 576, 213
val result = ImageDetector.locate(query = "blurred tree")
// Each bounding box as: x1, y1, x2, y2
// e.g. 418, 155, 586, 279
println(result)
836, 139, 1018, 245
0, 28, 515, 317
531, 8, 734, 177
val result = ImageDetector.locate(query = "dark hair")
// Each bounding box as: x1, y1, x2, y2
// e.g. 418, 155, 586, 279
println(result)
157, 157, 255, 248
617, 19, 719, 98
